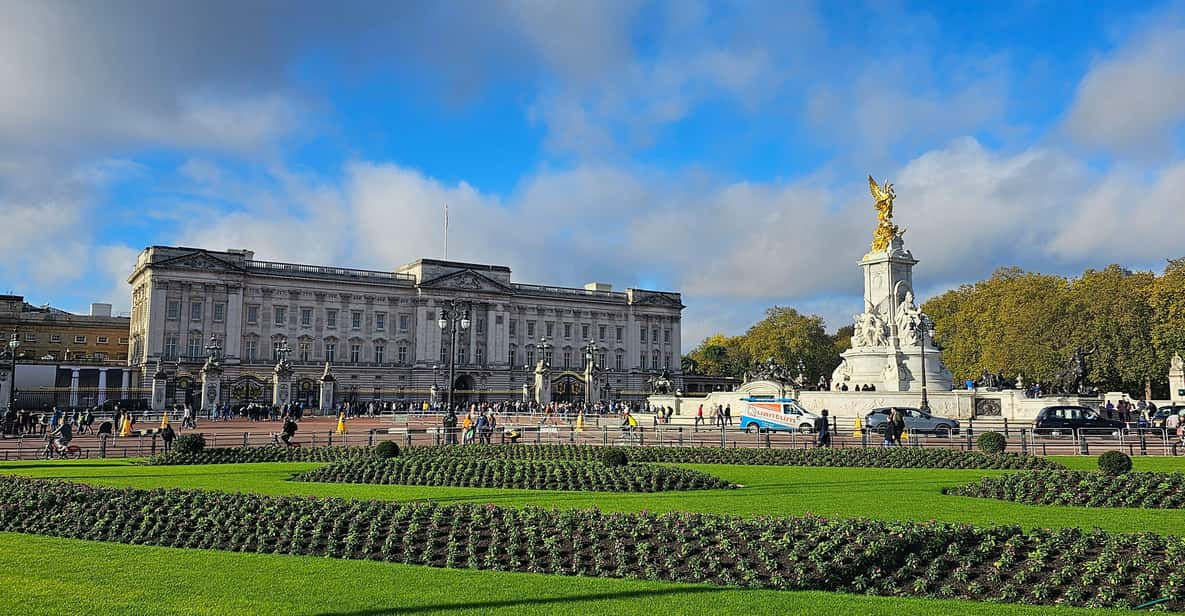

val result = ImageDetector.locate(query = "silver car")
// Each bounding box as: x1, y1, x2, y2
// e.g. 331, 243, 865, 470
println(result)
864, 407, 960, 436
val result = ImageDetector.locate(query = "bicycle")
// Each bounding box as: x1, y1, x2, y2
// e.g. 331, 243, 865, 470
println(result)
42, 441, 82, 460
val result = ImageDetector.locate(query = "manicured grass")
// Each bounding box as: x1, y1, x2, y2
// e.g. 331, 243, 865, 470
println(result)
4, 455, 1184, 533
0, 532, 1132, 616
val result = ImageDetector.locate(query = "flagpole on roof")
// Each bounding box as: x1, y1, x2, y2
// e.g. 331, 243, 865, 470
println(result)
444, 202, 448, 261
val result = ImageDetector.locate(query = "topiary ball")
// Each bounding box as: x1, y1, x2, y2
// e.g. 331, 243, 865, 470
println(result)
976, 431, 1007, 454
602, 448, 629, 467
173, 433, 206, 455
375, 440, 400, 459
1098, 450, 1132, 476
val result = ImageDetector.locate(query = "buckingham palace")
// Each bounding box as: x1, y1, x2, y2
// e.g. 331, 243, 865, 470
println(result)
127, 246, 684, 408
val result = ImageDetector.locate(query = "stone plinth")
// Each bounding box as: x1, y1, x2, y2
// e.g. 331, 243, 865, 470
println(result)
1171, 352, 1184, 404
273, 362, 294, 407
200, 361, 223, 412
150, 361, 168, 411
319, 362, 336, 412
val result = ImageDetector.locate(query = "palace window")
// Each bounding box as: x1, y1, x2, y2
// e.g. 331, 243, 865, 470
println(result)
325, 343, 336, 363
526, 348, 535, 367
164, 335, 178, 360
166, 301, 180, 320
477, 318, 485, 334
526, 321, 535, 338
640, 327, 646, 344
244, 339, 257, 361
74, 335, 86, 344
639, 352, 646, 370
300, 308, 312, 327
616, 326, 623, 342
97, 336, 109, 344
50, 334, 61, 343
665, 352, 672, 369
351, 311, 362, 330
118, 337, 129, 344
652, 327, 659, 342
274, 306, 287, 326
397, 344, 408, 364
213, 303, 225, 322
475, 346, 484, 365
374, 343, 385, 364
615, 352, 623, 371
375, 312, 386, 331
22, 333, 36, 343
599, 325, 606, 340
457, 346, 467, 364
299, 342, 311, 362
563, 323, 571, 339
190, 302, 202, 321
350, 344, 361, 363
326, 309, 337, 328
562, 350, 572, 368
653, 350, 660, 370
509, 344, 517, 365
188, 336, 202, 358
664, 329, 671, 343
246, 305, 259, 325
399, 314, 410, 331
545, 322, 553, 338
581, 324, 589, 340
509, 320, 516, 337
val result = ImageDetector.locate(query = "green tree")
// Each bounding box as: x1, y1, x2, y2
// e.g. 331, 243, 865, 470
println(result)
1067, 265, 1159, 395
685, 333, 748, 377
739, 306, 839, 384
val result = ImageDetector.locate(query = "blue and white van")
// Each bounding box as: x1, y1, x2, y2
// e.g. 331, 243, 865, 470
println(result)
739, 396, 822, 434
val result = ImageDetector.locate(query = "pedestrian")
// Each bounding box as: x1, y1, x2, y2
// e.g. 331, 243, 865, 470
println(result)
97, 418, 113, 458
694, 404, 704, 432
892, 408, 906, 446
814, 409, 831, 447
161, 423, 176, 453
883, 408, 899, 447
443, 408, 458, 445
724, 404, 732, 426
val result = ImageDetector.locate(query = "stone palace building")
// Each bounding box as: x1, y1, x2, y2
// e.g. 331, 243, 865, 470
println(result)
127, 247, 683, 408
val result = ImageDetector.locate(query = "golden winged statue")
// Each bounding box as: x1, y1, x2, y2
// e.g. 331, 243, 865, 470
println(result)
868, 175, 901, 251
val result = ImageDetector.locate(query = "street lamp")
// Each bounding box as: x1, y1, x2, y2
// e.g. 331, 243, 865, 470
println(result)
6, 332, 19, 411
911, 315, 934, 412
437, 300, 470, 412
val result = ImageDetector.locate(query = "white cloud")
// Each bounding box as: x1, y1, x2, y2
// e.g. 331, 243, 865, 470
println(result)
1063, 15, 1185, 155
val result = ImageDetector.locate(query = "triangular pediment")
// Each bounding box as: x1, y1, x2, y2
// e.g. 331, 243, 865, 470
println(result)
155, 251, 243, 273
420, 269, 512, 293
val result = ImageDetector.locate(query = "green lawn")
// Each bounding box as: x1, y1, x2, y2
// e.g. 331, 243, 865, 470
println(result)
4, 454, 1183, 534
0, 532, 1132, 616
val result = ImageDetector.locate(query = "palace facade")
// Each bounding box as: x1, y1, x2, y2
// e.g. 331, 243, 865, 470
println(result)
127, 247, 684, 407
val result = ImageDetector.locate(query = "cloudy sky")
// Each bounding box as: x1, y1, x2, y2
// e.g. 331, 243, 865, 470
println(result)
1, 0, 1183, 351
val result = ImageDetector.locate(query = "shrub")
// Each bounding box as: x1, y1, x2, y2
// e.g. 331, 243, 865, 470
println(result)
601, 448, 629, 467
147, 445, 361, 466
947, 469, 1185, 508
375, 441, 400, 459
976, 432, 1007, 454
172, 433, 206, 455
1098, 451, 1132, 476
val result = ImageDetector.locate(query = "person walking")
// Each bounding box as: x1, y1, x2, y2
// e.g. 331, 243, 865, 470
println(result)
891, 408, 906, 446
724, 404, 733, 427
443, 408, 458, 445
161, 423, 176, 453
814, 409, 832, 447
694, 404, 704, 432
882, 408, 899, 447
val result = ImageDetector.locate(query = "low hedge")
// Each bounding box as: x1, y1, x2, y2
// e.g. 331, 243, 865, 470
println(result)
147, 446, 362, 465
0, 476, 1180, 610
945, 470, 1185, 509
401, 445, 1064, 470
293, 457, 731, 492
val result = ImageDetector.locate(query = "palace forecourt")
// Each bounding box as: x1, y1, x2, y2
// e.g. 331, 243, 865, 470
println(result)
127, 247, 683, 410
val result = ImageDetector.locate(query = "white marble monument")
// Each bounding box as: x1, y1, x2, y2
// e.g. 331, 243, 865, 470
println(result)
830, 178, 953, 394
1171, 352, 1184, 404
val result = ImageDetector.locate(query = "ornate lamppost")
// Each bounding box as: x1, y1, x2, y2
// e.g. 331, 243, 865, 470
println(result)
911, 314, 934, 412
6, 332, 19, 411
437, 300, 470, 412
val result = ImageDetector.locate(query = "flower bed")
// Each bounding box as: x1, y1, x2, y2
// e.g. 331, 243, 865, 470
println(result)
945, 471, 1185, 509
148, 446, 362, 465
293, 457, 732, 492
0, 476, 1180, 610
401, 445, 1064, 470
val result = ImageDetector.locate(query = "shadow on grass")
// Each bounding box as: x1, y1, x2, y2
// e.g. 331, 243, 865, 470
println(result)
0, 461, 133, 470
311, 586, 726, 615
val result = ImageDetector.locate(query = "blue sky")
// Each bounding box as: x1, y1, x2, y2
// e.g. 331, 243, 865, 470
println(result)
1, 0, 1183, 351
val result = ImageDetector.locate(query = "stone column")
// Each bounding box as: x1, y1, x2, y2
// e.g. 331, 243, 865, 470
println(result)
69, 368, 81, 408
201, 362, 223, 413
120, 370, 131, 398
150, 361, 168, 411
319, 362, 336, 412
533, 361, 551, 406
97, 368, 108, 404
1170, 352, 1184, 404
0, 367, 11, 411
272, 361, 294, 407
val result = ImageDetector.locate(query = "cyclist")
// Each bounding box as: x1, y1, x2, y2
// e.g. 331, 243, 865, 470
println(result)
620, 410, 638, 442
279, 416, 299, 447
46, 419, 74, 458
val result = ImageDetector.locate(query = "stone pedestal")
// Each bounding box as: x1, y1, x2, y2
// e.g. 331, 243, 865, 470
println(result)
0, 368, 11, 411
533, 361, 551, 406
201, 361, 223, 413
832, 236, 953, 393
429, 384, 439, 407
273, 361, 294, 407
521, 383, 530, 403
150, 361, 168, 411
319, 362, 336, 412
583, 365, 601, 404
1170, 352, 1184, 404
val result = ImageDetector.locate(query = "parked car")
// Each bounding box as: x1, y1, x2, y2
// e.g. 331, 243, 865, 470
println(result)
1032, 405, 1125, 435
738, 397, 822, 433
864, 407, 960, 436
1150, 405, 1185, 430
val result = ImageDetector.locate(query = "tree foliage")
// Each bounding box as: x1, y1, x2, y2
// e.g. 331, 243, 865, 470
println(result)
684, 307, 846, 382
923, 262, 1185, 397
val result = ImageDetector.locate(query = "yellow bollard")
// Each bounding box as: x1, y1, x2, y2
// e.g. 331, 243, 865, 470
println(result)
336, 412, 347, 435
160, 412, 169, 429
576, 412, 584, 432
119, 415, 132, 437
853, 416, 863, 438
